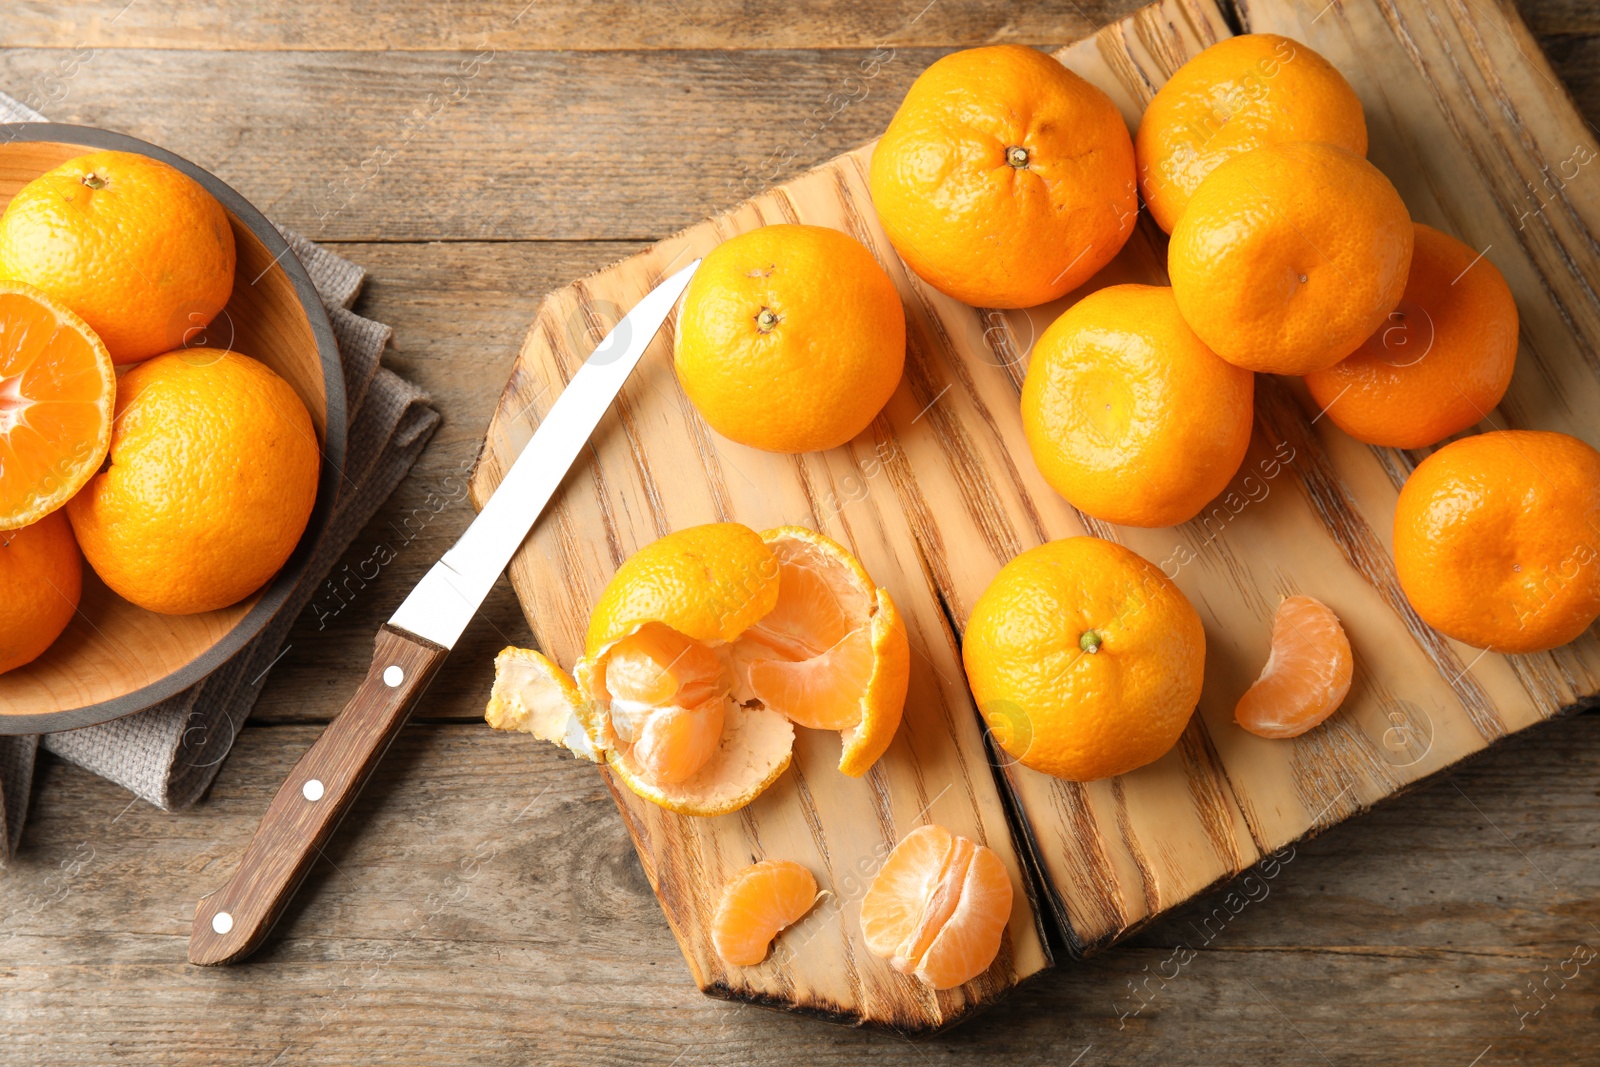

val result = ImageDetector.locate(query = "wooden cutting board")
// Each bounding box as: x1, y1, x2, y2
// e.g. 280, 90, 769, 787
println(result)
469, 0, 1600, 1031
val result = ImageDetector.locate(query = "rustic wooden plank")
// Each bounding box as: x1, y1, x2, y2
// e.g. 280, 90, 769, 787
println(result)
2, 20, 1597, 245
4, 715, 1597, 1064
0, 47, 944, 242
469, 212, 1054, 1026
0, 0, 1134, 51
465, 0, 1600, 992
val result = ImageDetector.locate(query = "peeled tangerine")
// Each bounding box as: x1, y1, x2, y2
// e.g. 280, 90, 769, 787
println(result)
711, 859, 820, 967
860, 825, 1013, 990
485, 523, 910, 816
1235, 596, 1353, 739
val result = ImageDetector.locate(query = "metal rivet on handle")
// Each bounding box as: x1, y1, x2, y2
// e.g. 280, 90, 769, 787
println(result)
302, 779, 325, 802
212, 911, 234, 935
383, 665, 404, 687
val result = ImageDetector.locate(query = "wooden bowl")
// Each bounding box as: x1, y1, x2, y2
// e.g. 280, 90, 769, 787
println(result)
0, 125, 346, 734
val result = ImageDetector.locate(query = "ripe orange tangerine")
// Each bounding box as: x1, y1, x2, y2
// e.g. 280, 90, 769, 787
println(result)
1235, 596, 1353, 739
711, 859, 820, 967
1304, 223, 1519, 449
486, 524, 910, 816
1136, 33, 1368, 233
860, 824, 1013, 990
0, 509, 82, 675
869, 45, 1137, 308
1168, 140, 1413, 375
0, 281, 115, 530
0, 150, 236, 365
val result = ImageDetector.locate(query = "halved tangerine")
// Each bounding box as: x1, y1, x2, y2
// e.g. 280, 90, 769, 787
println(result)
0, 281, 115, 529
860, 824, 1013, 990
485, 523, 910, 816
1235, 595, 1353, 739
710, 859, 820, 967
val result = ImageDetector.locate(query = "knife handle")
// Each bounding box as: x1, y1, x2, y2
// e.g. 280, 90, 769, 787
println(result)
188, 624, 448, 965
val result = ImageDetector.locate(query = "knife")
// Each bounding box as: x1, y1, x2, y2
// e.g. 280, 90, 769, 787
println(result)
188, 258, 701, 966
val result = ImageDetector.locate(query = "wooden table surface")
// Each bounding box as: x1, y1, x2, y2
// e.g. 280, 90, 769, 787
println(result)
3, 1, 1598, 1063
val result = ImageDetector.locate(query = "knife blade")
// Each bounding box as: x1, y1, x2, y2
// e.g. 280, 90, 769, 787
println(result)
188, 258, 701, 966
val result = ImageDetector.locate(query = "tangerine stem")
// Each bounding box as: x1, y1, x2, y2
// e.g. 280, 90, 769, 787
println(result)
1005, 145, 1029, 169
756, 307, 780, 333
1079, 630, 1103, 654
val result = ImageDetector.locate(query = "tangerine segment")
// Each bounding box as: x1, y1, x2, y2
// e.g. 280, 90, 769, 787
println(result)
0, 282, 115, 530
711, 860, 820, 967
602, 623, 728, 783
1168, 141, 1413, 375
730, 527, 910, 776
0, 509, 82, 675
860, 825, 1013, 990
485, 644, 794, 818
1304, 223, 1519, 449
1235, 596, 1353, 739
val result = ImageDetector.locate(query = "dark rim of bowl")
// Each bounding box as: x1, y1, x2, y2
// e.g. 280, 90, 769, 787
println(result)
0, 123, 348, 735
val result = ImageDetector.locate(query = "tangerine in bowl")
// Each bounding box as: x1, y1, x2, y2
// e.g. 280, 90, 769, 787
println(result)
0, 126, 345, 734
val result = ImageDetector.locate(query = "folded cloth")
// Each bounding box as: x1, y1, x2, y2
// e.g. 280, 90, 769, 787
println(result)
0, 92, 441, 862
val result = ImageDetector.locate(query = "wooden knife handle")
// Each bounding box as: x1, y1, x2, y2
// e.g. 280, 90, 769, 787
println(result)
188, 624, 449, 966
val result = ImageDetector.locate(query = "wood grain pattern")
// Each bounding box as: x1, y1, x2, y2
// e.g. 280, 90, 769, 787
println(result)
469, 0, 1600, 1022
7, 713, 1600, 1065
188, 625, 448, 965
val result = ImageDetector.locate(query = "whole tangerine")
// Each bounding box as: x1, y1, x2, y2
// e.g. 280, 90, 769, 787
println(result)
1393, 430, 1600, 653
66, 350, 320, 615
1305, 223, 1518, 449
1021, 283, 1254, 528
0, 509, 81, 675
1168, 140, 1413, 376
869, 45, 1137, 308
962, 536, 1206, 781
1136, 34, 1368, 233
674, 224, 904, 454
0, 150, 236, 365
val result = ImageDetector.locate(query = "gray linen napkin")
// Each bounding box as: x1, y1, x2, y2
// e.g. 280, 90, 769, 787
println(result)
0, 93, 441, 861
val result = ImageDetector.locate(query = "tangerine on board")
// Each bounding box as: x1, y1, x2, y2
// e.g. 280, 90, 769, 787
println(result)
674, 224, 905, 454
1304, 223, 1519, 449
0, 150, 236, 365
1136, 33, 1368, 233
1234, 595, 1353, 739
860, 824, 1013, 990
1393, 430, 1600, 654
962, 536, 1206, 781
711, 859, 820, 967
869, 45, 1138, 308
1020, 283, 1254, 528
1168, 140, 1413, 375
486, 524, 910, 816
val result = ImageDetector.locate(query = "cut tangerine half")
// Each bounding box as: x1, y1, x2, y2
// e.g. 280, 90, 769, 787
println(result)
485, 523, 910, 816
860, 824, 1013, 990
710, 859, 820, 967
0, 281, 115, 529
1235, 595, 1353, 739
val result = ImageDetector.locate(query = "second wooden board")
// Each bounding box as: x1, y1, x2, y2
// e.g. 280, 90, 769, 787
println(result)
470, 0, 1600, 1027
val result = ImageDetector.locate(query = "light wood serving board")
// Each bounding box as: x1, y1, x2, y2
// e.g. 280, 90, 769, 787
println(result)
469, 0, 1600, 1029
